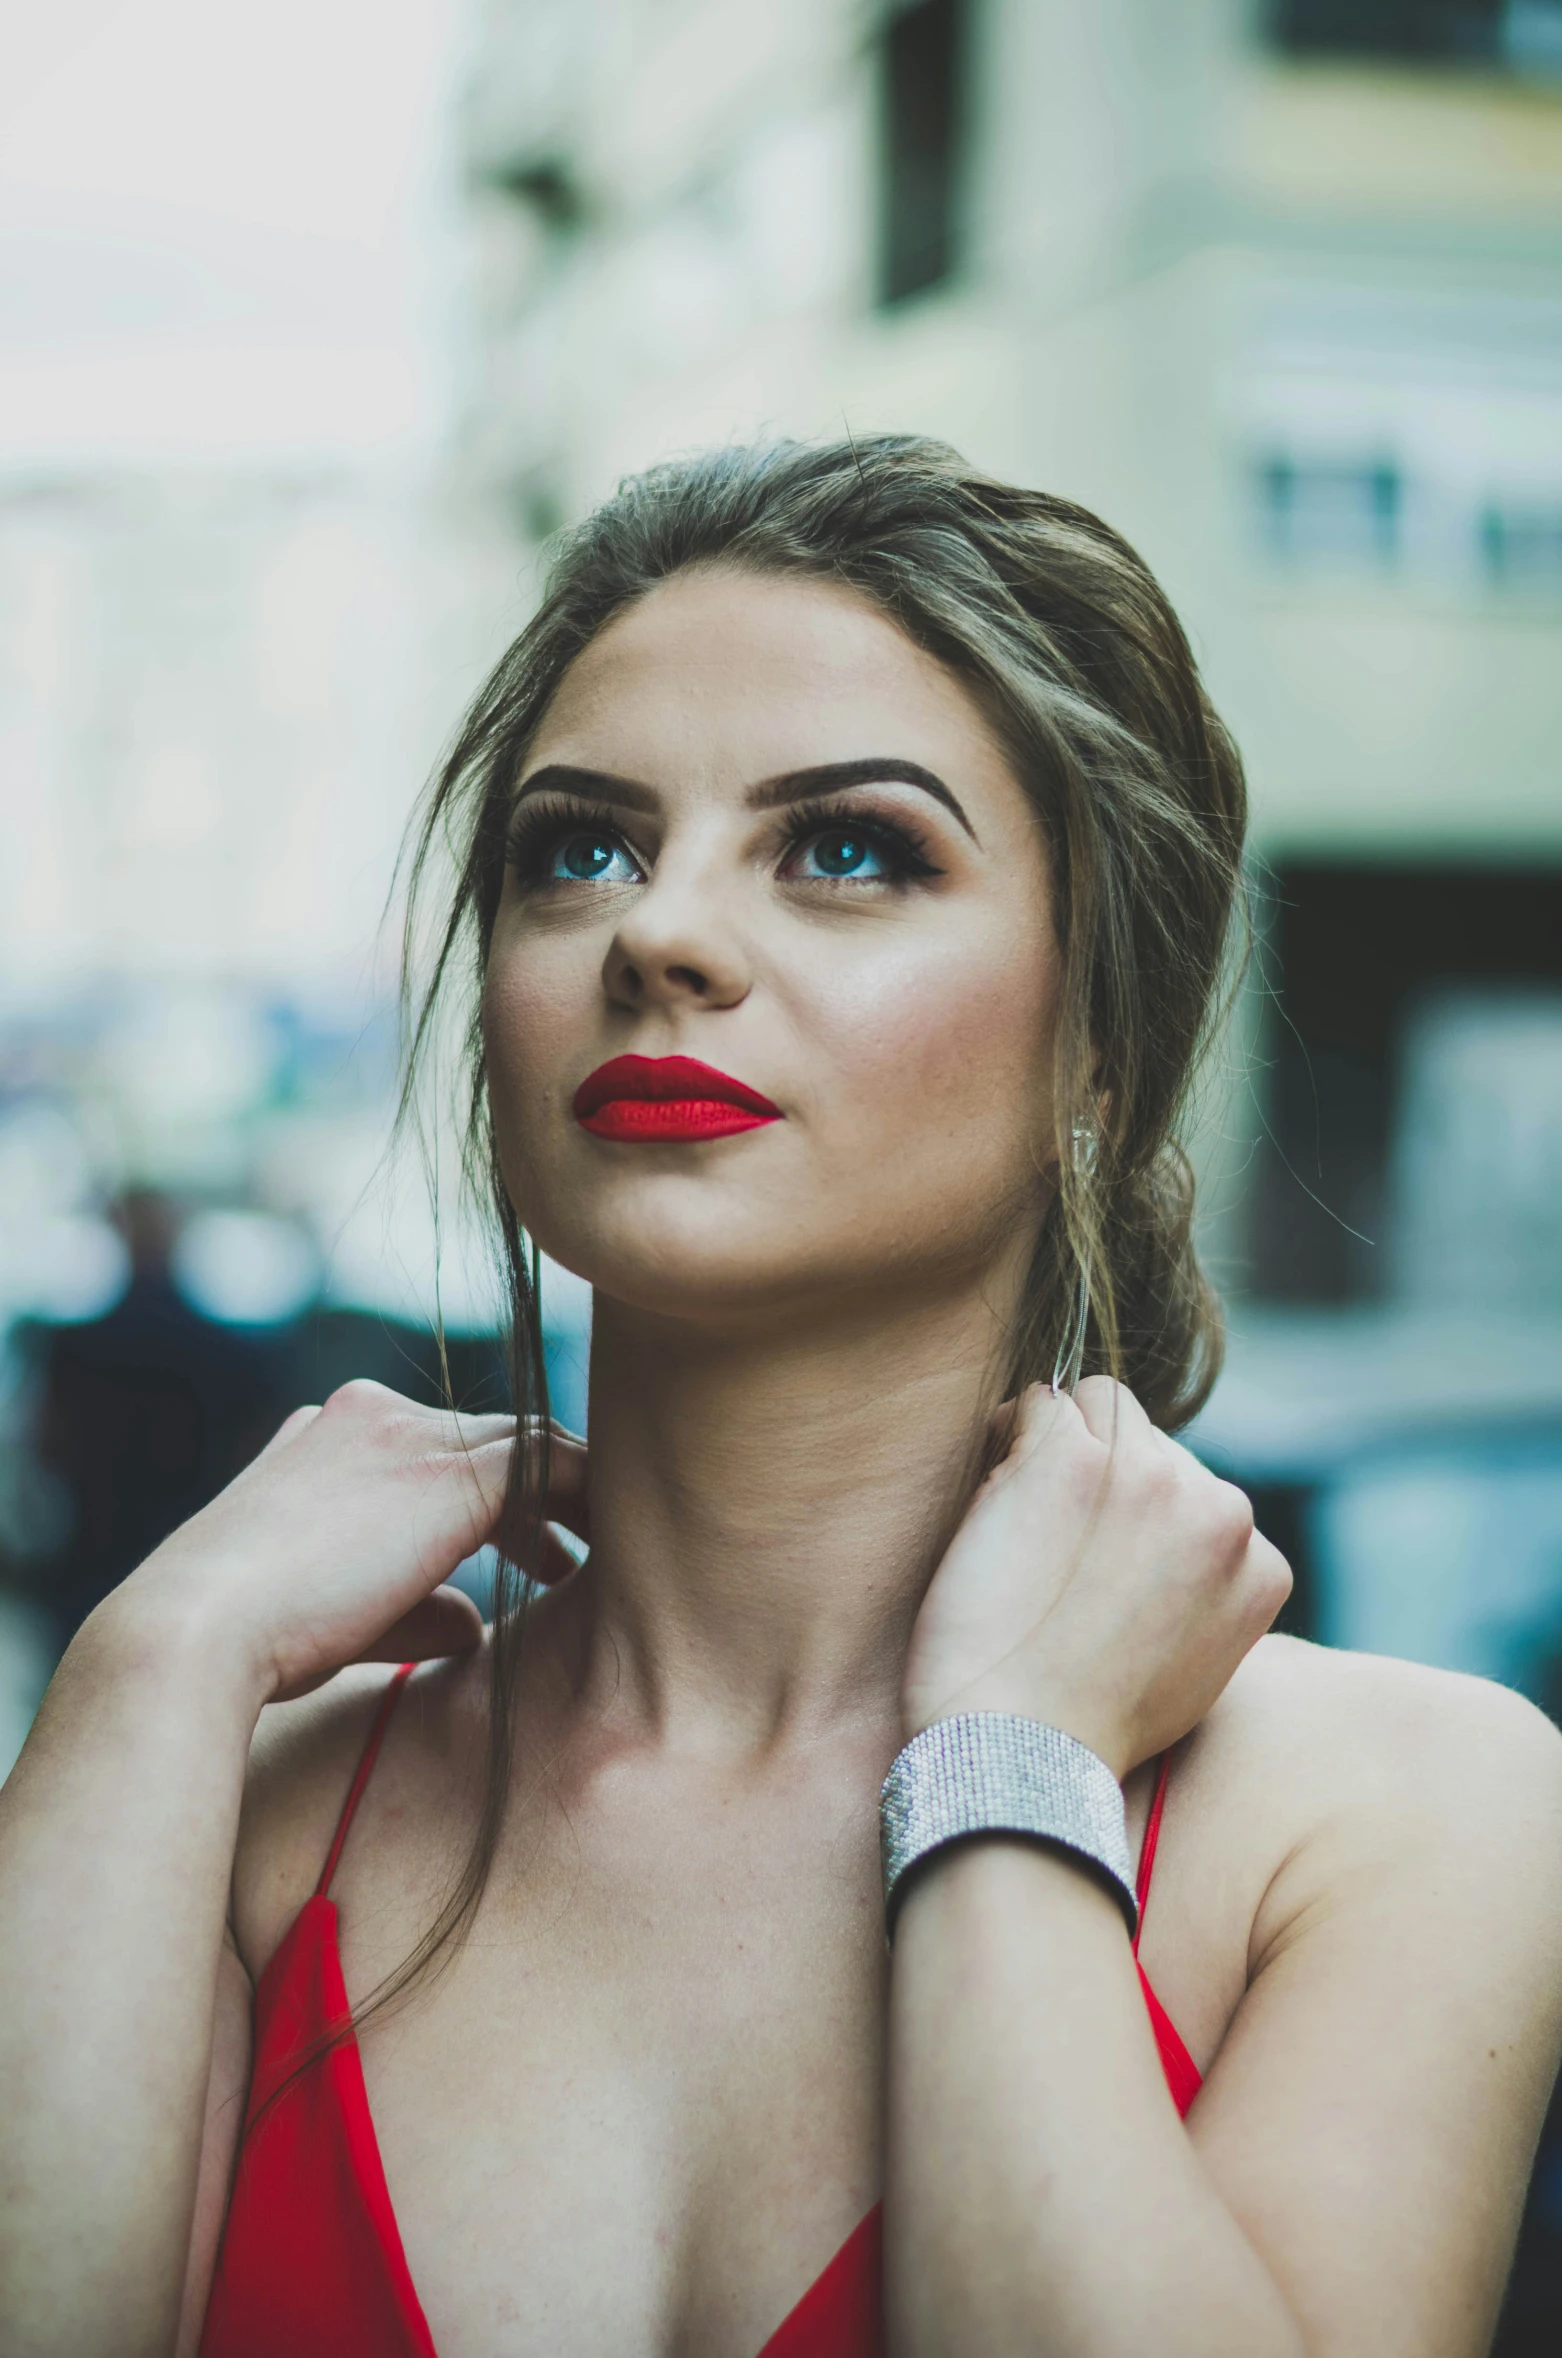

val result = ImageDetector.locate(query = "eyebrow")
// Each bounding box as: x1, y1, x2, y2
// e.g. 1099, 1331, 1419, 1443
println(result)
513, 757, 977, 839
750, 759, 977, 839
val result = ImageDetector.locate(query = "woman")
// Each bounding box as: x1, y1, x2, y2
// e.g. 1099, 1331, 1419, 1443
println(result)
2, 438, 1559, 2358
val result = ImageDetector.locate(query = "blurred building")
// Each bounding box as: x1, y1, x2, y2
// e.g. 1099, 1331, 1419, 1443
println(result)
0, 0, 537, 1392
0, 469, 518, 1009
0, 471, 521, 1266
453, 0, 1562, 1622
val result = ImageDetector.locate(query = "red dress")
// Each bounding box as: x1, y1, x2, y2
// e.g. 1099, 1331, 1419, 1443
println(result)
200, 1666, 1200, 2357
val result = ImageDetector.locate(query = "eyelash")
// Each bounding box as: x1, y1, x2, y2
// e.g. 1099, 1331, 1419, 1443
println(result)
778, 796, 941, 884
503, 793, 944, 889
504, 796, 633, 883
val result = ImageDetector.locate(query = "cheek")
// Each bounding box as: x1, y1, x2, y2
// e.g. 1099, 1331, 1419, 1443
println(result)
485, 903, 604, 1051
481, 934, 595, 1172
800, 918, 1058, 1197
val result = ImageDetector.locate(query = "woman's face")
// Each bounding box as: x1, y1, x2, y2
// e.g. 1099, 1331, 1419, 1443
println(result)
483, 566, 1060, 1332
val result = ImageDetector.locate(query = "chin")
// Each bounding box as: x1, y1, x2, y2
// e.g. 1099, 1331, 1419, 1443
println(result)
511, 1133, 1032, 1335
538, 1206, 830, 1330
534, 1196, 1007, 1346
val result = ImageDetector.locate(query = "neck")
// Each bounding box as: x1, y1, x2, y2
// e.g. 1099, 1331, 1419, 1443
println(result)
550, 1282, 1012, 1756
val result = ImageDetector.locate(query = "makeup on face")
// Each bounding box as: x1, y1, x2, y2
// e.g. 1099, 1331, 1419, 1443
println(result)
482, 572, 1058, 1329
573, 1054, 783, 1144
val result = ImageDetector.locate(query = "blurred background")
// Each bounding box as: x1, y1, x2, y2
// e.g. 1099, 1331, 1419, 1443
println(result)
2, 0, 1560, 2339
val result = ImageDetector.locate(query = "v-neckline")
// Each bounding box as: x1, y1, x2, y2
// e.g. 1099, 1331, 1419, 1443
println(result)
205, 1672, 1195, 2358
304, 1895, 883, 2358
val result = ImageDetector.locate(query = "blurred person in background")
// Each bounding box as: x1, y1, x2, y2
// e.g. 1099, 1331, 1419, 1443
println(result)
2, 439, 1560, 2358
25, 1188, 292, 1651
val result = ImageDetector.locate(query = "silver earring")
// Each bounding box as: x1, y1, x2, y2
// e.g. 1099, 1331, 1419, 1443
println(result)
1050, 1264, 1091, 1397
1050, 1119, 1096, 1399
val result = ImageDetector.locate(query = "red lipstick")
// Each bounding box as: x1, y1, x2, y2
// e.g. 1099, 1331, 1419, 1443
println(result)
573, 1054, 782, 1143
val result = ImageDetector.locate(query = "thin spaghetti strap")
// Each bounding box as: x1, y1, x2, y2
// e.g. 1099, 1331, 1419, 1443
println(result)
315, 1662, 416, 1899
1132, 1747, 1176, 1957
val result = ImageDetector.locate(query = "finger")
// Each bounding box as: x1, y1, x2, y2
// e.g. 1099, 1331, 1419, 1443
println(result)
446, 1410, 520, 1446
541, 1423, 589, 1540
1073, 1375, 1152, 1450
534, 1522, 587, 1586
434, 1410, 518, 1473
354, 1584, 484, 1664
1005, 1381, 1081, 1458
488, 1433, 589, 1557
520, 1414, 585, 1447
446, 1429, 520, 1502
460, 1523, 583, 1597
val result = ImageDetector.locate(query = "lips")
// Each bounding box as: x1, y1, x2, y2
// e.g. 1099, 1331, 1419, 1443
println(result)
572, 1054, 783, 1143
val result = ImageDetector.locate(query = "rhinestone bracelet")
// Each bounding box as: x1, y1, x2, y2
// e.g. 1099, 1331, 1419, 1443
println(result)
880, 1712, 1138, 1941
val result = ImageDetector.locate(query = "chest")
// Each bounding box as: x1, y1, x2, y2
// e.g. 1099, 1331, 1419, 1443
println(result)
339, 1781, 889, 2358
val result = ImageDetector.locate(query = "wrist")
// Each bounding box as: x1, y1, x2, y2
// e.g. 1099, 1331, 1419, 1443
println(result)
82, 1570, 275, 1725
891, 1827, 1129, 1941
880, 1710, 1140, 1941
900, 1674, 1131, 1783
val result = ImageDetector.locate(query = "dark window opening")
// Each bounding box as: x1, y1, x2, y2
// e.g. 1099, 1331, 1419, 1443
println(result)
876, 0, 968, 306
485, 157, 587, 237
1268, 0, 1562, 76
1251, 863, 1562, 1302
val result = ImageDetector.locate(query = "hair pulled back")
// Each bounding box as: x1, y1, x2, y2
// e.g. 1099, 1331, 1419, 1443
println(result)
413, 432, 1245, 1416
379, 435, 1247, 2027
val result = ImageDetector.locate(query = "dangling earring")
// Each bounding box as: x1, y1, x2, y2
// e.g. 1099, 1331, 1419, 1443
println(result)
1051, 1118, 1096, 1399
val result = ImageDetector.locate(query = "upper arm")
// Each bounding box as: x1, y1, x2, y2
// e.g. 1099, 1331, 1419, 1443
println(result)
171, 1669, 386, 2353
173, 1664, 412, 2349
174, 1923, 253, 2358
1190, 1670, 1562, 2358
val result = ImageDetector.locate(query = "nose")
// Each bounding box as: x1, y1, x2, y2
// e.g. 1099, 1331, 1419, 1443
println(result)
601, 859, 753, 1014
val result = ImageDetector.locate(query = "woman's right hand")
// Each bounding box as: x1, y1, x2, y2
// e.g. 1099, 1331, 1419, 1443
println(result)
101, 1382, 588, 1706
901, 1376, 1288, 1780
0, 1376, 592, 2358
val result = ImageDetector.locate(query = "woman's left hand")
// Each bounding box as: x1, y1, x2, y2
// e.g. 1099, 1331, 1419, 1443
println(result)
901, 1377, 1290, 1778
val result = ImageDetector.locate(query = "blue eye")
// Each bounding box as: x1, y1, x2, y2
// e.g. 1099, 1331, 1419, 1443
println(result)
794, 829, 892, 881
550, 833, 638, 884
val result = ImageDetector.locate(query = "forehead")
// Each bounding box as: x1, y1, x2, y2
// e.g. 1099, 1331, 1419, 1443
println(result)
526, 566, 1021, 808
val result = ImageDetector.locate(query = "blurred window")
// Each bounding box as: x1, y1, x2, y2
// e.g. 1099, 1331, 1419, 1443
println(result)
486, 159, 586, 239
1391, 993, 1562, 1314
1251, 866, 1562, 1303
1238, 284, 1562, 601
876, 0, 968, 306
1255, 454, 1403, 568
1268, 0, 1562, 75
1481, 500, 1562, 592
1309, 1422, 1562, 1699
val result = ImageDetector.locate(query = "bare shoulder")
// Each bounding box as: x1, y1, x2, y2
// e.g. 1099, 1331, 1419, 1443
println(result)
231, 1647, 487, 1978
1194, 1635, 1562, 1955
1205, 1632, 1562, 1818
1145, 1635, 1562, 2083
